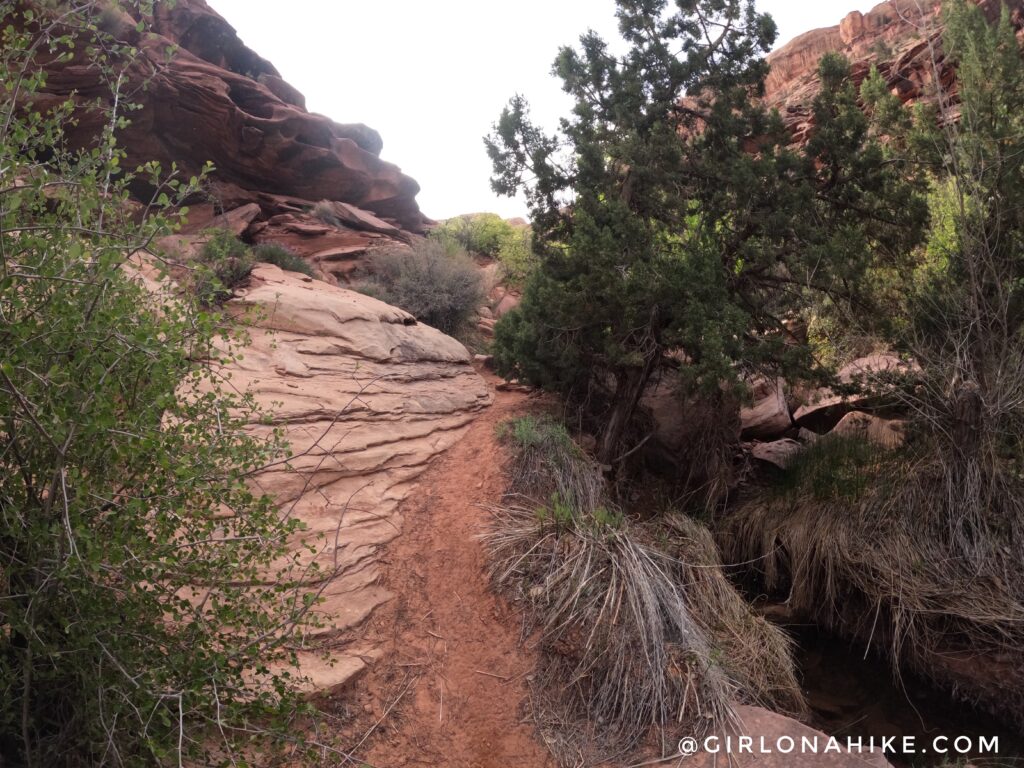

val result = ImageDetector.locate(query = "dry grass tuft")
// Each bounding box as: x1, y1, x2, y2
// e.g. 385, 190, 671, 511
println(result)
721, 435, 1024, 727
484, 416, 804, 762
485, 500, 736, 749
659, 515, 804, 718
498, 414, 604, 512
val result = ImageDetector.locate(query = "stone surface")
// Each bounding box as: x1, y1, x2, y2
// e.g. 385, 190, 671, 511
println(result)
763, 0, 1024, 143
751, 438, 803, 470
831, 411, 906, 448
224, 265, 492, 690
741, 378, 793, 440
31, 0, 427, 233
793, 354, 918, 429
494, 292, 521, 318
685, 705, 891, 768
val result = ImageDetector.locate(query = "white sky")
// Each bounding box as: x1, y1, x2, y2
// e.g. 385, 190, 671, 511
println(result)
208, 0, 881, 220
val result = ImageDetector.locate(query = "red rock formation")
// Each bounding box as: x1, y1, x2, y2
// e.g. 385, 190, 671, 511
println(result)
28, 0, 427, 245
763, 0, 1024, 141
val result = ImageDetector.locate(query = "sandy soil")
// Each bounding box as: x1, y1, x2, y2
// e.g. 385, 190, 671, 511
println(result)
340, 373, 555, 768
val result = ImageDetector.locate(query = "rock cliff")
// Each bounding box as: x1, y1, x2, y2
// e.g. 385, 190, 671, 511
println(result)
29, 0, 426, 282
764, 0, 1024, 141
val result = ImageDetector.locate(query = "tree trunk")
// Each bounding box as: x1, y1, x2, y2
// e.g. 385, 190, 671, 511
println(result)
952, 380, 983, 458
597, 353, 660, 467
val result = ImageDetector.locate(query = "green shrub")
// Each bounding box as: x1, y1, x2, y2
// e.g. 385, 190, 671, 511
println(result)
432, 213, 509, 256
1, 6, 320, 763
359, 240, 483, 336
253, 242, 315, 277
195, 228, 254, 305
774, 433, 883, 502
431, 213, 537, 285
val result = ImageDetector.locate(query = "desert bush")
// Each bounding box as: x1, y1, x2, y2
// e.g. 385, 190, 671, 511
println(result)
311, 200, 341, 228
432, 212, 509, 257
360, 240, 483, 336
485, 502, 735, 752
431, 213, 536, 285
771, 433, 880, 501
253, 241, 315, 277
0, 5, 322, 764
195, 228, 255, 305
498, 415, 604, 514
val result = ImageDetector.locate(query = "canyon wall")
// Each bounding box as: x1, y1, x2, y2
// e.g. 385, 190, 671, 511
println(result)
30, 0, 425, 282
764, 0, 1024, 141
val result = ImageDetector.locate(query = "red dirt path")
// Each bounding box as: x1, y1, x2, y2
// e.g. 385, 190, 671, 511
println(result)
348, 375, 555, 768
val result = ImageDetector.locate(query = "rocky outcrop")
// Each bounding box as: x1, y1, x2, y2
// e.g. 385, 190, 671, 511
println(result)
224, 265, 491, 689
29, 0, 427, 266
686, 705, 891, 768
763, 0, 1024, 142
741, 378, 793, 440
793, 353, 918, 430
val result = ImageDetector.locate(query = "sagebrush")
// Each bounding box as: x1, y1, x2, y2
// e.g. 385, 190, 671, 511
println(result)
359, 240, 483, 336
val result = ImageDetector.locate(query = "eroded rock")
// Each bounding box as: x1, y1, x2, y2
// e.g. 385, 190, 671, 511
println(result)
741, 378, 793, 440
32, 0, 427, 233
685, 705, 891, 768
763, 0, 1024, 143
793, 354, 918, 430
225, 265, 492, 690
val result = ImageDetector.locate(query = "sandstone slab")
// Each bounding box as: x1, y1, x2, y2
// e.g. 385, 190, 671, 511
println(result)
793, 354, 918, 429
225, 265, 491, 690
684, 705, 891, 768
741, 378, 793, 440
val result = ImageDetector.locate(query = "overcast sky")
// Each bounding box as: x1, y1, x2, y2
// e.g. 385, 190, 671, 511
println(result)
208, 0, 880, 220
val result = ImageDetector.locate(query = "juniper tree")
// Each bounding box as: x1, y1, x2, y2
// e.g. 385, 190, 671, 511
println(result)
486, 0, 926, 466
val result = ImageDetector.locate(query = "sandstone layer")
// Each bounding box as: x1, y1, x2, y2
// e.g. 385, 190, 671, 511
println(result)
225, 265, 491, 688
764, 0, 1024, 142
28, 0, 427, 282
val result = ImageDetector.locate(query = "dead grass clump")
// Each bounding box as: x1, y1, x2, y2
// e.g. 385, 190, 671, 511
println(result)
721, 436, 1024, 727
484, 501, 736, 753
659, 515, 805, 719
484, 416, 805, 761
498, 415, 604, 513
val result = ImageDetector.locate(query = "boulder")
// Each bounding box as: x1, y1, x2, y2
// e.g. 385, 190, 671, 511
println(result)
741, 378, 792, 440
494, 292, 521, 318
831, 411, 906, 448
684, 705, 891, 768
751, 439, 803, 470
793, 354, 918, 430
223, 265, 492, 690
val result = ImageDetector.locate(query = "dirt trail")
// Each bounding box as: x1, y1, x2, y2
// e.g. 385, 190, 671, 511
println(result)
346, 373, 555, 768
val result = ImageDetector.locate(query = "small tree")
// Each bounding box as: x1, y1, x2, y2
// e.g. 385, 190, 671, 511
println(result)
486, 0, 925, 467
880, 0, 1024, 552
1, 3, 320, 764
